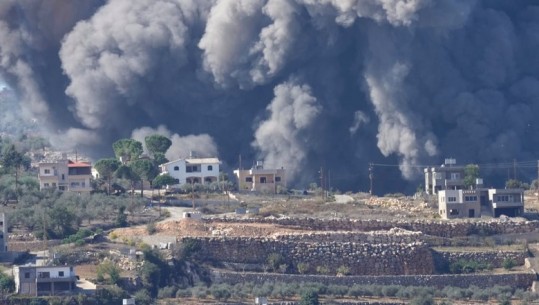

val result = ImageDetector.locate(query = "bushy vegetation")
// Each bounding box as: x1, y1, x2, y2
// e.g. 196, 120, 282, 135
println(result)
448, 259, 492, 274
7, 191, 146, 239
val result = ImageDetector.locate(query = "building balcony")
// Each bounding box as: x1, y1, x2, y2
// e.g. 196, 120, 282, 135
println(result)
36, 276, 76, 283
492, 201, 524, 209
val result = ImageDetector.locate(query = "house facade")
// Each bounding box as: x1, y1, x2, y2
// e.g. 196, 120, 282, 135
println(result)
424, 158, 466, 195
38, 160, 92, 193
488, 188, 524, 217
159, 157, 220, 185
438, 190, 481, 219
14, 265, 77, 296
234, 161, 286, 193
438, 188, 524, 219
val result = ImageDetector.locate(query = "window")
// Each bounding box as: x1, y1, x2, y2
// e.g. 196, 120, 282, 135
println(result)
260, 177, 267, 183
44, 169, 50, 174
245, 177, 253, 182
59, 271, 64, 277
464, 196, 477, 202
173, 166, 179, 171
450, 173, 460, 180
38, 272, 50, 279
275, 176, 281, 182
449, 209, 459, 215
59, 186, 66, 191
207, 165, 213, 171
61, 174, 65, 180
186, 165, 200, 173
44, 183, 49, 187
447, 197, 457, 202
52, 183, 57, 187
24, 272, 30, 279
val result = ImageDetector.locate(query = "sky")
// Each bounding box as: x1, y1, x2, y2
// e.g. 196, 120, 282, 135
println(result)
1, 0, 539, 193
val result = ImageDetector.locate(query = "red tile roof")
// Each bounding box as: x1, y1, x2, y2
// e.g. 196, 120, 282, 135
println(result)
68, 161, 91, 167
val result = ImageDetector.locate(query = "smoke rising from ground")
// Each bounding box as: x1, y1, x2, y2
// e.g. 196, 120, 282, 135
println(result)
1, 0, 539, 192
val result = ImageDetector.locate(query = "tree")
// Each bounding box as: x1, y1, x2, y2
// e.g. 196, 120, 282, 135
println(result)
153, 174, 178, 189
112, 139, 143, 164
464, 164, 479, 189
130, 159, 158, 197
115, 165, 139, 201
94, 158, 121, 195
96, 261, 121, 284
505, 179, 530, 189
145, 135, 172, 157
300, 289, 319, 305
1, 144, 30, 202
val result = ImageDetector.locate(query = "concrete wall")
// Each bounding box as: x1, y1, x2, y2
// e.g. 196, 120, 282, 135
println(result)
212, 270, 536, 289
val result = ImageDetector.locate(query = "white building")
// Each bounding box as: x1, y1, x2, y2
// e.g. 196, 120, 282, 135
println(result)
159, 157, 221, 185
14, 265, 77, 296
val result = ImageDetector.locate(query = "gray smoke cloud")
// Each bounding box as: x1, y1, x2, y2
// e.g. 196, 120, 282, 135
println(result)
1, 0, 539, 193
131, 125, 218, 161
253, 79, 321, 177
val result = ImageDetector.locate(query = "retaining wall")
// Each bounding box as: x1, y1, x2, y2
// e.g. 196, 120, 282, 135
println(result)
204, 217, 539, 237
432, 249, 528, 270
212, 270, 537, 289
184, 237, 434, 275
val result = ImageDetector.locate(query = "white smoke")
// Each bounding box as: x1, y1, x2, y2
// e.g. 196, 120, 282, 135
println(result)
131, 125, 218, 161
349, 111, 370, 135
253, 79, 321, 178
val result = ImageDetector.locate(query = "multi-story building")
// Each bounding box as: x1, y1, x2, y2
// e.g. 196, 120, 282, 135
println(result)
234, 161, 286, 193
424, 158, 466, 195
38, 160, 92, 193
14, 265, 77, 296
487, 188, 524, 217
438, 189, 481, 219
159, 157, 221, 185
438, 188, 524, 219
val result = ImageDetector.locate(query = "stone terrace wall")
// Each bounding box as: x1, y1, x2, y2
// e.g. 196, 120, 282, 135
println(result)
204, 217, 539, 237
433, 249, 527, 270
272, 228, 423, 244
212, 270, 536, 289
183, 237, 434, 275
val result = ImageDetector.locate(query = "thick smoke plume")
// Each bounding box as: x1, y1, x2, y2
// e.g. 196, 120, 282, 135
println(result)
1, 0, 539, 193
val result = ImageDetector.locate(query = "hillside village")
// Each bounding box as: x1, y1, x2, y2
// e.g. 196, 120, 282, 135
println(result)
1, 136, 539, 305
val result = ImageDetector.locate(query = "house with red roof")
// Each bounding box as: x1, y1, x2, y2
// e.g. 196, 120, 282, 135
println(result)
38, 159, 92, 193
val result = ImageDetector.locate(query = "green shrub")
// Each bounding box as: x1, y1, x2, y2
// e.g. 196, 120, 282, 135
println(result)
157, 286, 177, 299
449, 259, 491, 274
336, 265, 350, 275
211, 283, 232, 301
327, 285, 348, 297
176, 288, 192, 298
382, 285, 400, 297
502, 258, 517, 270
315, 265, 330, 275
299, 289, 319, 305
297, 262, 310, 274
146, 221, 157, 235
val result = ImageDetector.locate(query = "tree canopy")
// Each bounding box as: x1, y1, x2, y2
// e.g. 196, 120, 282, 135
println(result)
145, 135, 172, 156
112, 139, 143, 163
153, 174, 179, 189
463, 164, 480, 189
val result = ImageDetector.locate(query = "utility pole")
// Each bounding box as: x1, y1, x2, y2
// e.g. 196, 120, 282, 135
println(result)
369, 163, 373, 195
513, 159, 517, 180
319, 167, 325, 200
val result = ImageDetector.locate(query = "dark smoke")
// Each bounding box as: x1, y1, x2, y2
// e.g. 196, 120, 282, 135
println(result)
1, 0, 539, 193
